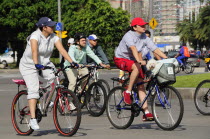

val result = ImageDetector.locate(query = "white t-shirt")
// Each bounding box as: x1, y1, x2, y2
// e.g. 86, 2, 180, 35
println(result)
19, 29, 59, 75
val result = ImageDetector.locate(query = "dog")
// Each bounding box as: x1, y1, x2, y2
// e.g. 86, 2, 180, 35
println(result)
146, 59, 157, 71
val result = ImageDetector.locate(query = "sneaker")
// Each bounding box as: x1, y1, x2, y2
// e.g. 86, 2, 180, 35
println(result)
69, 102, 76, 110
29, 118, 40, 130
142, 113, 154, 121
123, 91, 131, 105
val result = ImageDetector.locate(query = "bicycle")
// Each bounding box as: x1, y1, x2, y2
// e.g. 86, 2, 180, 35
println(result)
11, 66, 81, 136
106, 61, 184, 130
175, 58, 193, 74
87, 64, 110, 95
194, 80, 210, 115
71, 65, 107, 117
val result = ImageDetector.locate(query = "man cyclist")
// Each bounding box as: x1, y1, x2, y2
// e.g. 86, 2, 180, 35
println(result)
86, 34, 110, 68
19, 17, 75, 130
174, 42, 189, 67
114, 17, 167, 121
64, 33, 107, 92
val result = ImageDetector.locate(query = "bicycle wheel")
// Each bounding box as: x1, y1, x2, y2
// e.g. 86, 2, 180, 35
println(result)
53, 89, 81, 136
11, 90, 33, 135
106, 86, 134, 129
189, 62, 195, 73
98, 79, 110, 95
184, 63, 192, 74
151, 86, 184, 130
194, 80, 210, 115
86, 82, 107, 117
174, 65, 180, 74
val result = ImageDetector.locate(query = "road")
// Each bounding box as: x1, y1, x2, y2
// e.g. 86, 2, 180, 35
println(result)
0, 70, 210, 139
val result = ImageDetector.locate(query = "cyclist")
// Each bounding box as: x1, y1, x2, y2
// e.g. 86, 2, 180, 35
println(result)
86, 34, 110, 68
114, 17, 167, 121
19, 17, 76, 130
174, 42, 189, 67
64, 33, 107, 92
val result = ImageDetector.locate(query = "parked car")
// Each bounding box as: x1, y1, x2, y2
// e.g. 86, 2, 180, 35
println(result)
167, 50, 179, 58
0, 51, 17, 67
187, 54, 200, 67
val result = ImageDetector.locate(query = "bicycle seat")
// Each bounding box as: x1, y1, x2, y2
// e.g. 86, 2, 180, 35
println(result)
12, 79, 43, 85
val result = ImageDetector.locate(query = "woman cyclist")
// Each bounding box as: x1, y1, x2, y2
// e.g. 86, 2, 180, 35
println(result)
19, 17, 75, 130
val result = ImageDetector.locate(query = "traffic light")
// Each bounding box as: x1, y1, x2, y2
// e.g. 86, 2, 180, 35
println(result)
55, 31, 67, 38
55, 31, 62, 38
62, 31, 67, 38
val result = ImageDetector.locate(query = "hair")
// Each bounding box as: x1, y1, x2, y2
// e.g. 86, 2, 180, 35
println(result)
130, 25, 137, 31
39, 27, 44, 31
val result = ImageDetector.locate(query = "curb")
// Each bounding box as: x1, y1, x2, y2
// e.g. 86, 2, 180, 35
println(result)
177, 88, 195, 99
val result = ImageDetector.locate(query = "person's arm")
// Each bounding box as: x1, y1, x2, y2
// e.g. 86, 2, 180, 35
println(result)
96, 46, 110, 64
55, 39, 73, 63
30, 39, 39, 64
130, 46, 146, 65
153, 48, 168, 59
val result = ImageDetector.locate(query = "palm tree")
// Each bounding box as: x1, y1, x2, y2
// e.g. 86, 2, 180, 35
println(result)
194, 6, 210, 49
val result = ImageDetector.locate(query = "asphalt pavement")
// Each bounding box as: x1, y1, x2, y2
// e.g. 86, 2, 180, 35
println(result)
0, 70, 210, 139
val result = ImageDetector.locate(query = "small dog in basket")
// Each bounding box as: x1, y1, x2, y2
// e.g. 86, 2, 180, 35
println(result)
146, 59, 157, 71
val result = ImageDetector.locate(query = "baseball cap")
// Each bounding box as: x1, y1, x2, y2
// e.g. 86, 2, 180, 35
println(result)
131, 17, 148, 26
88, 34, 98, 40
68, 38, 74, 44
36, 17, 57, 27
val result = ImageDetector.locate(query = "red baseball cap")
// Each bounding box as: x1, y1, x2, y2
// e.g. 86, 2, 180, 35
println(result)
131, 17, 148, 26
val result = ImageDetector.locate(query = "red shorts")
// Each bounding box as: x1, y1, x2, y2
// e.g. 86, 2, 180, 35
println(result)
114, 57, 144, 79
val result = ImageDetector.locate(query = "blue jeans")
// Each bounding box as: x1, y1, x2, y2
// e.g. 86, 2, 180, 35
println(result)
176, 55, 186, 65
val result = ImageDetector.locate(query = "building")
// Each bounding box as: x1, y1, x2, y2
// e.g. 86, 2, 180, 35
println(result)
107, 0, 208, 51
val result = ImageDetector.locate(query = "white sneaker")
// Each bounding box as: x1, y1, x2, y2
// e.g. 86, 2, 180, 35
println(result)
29, 119, 40, 130
69, 102, 76, 110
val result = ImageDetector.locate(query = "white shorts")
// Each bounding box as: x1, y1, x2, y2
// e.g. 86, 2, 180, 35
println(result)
21, 69, 55, 99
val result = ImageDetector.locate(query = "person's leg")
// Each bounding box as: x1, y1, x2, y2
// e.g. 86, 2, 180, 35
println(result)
66, 69, 78, 92
78, 67, 89, 89
177, 56, 185, 65
22, 72, 40, 130
114, 57, 141, 105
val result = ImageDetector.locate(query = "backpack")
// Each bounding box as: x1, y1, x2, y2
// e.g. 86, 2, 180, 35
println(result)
183, 46, 190, 57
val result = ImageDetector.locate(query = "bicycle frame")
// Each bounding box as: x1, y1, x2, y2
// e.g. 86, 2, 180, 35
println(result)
38, 68, 67, 116
116, 77, 170, 111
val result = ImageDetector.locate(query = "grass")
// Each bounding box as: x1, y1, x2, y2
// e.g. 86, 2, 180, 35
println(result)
172, 73, 210, 88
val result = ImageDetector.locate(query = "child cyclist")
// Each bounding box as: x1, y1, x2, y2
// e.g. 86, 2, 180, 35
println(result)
114, 17, 167, 121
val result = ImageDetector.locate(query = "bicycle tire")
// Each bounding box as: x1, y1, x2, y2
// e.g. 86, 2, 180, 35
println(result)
86, 82, 107, 117
11, 90, 34, 135
194, 80, 210, 115
184, 63, 192, 74
151, 86, 184, 130
174, 65, 181, 74
106, 86, 134, 129
190, 62, 195, 73
53, 89, 81, 136
98, 79, 111, 95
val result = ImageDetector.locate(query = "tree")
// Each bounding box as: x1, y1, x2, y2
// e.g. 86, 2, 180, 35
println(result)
0, 0, 130, 66
176, 19, 196, 48
194, 6, 210, 49
62, 0, 130, 59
